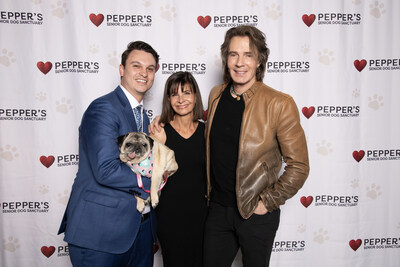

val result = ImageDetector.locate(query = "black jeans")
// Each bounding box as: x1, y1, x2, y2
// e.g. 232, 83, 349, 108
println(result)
203, 202, 280, 267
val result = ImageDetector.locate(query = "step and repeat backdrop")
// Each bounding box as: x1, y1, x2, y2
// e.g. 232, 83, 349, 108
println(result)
1, 0, 399, 266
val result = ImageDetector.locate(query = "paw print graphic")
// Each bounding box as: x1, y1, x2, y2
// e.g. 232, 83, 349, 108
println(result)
248, 0, 257, 7
142, 0, 151, 7
265, 4, 282, 20
370, 1, 386, 18
0, 49, 16, 67
366, 184, 382, 200
300, 44, 310, 54
108, 51, 120, 68
313, 228, 329, 244
3, 236, 21, 252
350, 178, 359, 189
316, 140, 333, 156
196, 46, 206, 56
160, 5, 177, 22
36, 91, 47, 102
51, 0, 68, 18
352, 88, 360, 98
58, 189, 70, 205
0, 145, 19, 161
368, 94, 384, 110
89, 44, 100, 54
318, 49, 335, 65
56, 97, 73, 114
39, 185, 50, 194
297, 224, 306, 233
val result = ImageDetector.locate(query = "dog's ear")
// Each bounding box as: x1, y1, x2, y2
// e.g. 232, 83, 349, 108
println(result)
116, 133, 129, 148
145, 134, 154, 149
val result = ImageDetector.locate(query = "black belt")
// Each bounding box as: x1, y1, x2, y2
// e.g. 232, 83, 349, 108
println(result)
141, 212, 150, 222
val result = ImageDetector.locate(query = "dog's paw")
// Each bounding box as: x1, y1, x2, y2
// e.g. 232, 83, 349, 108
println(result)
136, 199, 145, 213
151, 201, 159, 209
151, 194, 159, 208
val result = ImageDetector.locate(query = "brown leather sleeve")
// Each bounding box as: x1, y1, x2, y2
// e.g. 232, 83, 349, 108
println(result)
260, 96, 310, 211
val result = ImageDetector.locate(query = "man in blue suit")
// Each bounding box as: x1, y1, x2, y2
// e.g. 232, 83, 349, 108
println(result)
58, 41, 160, 267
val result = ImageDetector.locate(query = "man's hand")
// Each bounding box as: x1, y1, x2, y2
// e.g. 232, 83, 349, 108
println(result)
148, 115, 164, 135
254, 200, 268, 215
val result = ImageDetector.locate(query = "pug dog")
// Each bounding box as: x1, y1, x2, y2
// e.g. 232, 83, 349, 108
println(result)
117, 132, 178, 212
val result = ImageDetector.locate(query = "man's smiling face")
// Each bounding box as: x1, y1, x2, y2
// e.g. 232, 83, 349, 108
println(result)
119, 49, 157, 102
227, 36, 260, 93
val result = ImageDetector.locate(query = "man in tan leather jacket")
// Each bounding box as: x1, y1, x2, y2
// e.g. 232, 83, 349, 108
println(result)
203, 25, 309, 267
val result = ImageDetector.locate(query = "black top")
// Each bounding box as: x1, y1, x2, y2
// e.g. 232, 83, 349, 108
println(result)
156, 122, 207, 266
209, 85, 245, 207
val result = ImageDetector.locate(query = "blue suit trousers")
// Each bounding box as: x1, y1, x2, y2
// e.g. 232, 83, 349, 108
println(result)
68, 218, 153, 267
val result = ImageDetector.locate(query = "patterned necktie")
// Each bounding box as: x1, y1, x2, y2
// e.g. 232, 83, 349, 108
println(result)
133, 105, 143, 132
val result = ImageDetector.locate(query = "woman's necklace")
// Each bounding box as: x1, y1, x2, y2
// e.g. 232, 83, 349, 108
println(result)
230, 85, 242, 101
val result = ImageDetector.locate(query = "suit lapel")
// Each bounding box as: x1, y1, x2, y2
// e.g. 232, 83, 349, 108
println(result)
143, 111, 149, 134
114, 86, 138, 132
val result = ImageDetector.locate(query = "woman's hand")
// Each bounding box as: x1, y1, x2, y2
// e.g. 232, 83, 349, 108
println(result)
148, 116, 164, 135
149, 116, 166, 144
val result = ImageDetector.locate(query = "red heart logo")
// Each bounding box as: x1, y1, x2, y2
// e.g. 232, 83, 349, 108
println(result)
354, 59, 367, 72
302, 106, 315, 119
302, 14, 316, 27
197, 16, 211, 29
36, 61, 52, 75
300, 196, 313, 208
349, 239, 362, 251
89, 13, 104, 27
40, 155, 55, 168
352, 150, 365, 162
41, 246, 55, 258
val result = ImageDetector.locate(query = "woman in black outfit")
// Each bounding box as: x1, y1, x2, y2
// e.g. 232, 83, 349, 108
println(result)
151, 71, 207, 267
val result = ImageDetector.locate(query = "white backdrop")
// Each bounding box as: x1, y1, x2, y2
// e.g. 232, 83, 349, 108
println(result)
1, 0, 399, 266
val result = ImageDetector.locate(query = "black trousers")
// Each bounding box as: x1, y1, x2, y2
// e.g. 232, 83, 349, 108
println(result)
203, 202, 280, 267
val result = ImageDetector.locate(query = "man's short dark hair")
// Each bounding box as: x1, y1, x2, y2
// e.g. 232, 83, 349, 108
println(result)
121, 41, 160, 67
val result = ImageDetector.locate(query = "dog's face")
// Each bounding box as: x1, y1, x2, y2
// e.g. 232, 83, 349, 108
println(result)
117, 132, 154, 163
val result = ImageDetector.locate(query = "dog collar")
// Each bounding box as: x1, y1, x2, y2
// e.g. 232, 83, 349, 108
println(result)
126, 151, 154, 177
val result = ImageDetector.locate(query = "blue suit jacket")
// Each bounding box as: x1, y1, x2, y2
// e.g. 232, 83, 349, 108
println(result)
58, 86, 156, 254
